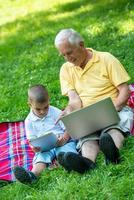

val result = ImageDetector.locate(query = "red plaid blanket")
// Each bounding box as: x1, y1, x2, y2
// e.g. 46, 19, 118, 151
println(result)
0, 121, 34, 181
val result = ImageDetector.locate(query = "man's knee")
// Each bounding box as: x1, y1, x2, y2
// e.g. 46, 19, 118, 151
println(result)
107, 129, 124, 141
81, 140, 99, 162
79, 140, 101, 162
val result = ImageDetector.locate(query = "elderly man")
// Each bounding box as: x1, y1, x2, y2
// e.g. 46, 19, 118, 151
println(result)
54, 28, 133, 173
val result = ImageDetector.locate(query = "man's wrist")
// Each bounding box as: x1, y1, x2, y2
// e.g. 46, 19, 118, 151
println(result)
66, 104, 74, 113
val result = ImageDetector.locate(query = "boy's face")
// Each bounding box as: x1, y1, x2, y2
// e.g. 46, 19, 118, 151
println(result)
29, 101, 49, 118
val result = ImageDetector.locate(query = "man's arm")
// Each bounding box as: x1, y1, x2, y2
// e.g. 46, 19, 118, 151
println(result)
113, 83, 130, 111
55, 90, 82, 124
63, 90, 82, 115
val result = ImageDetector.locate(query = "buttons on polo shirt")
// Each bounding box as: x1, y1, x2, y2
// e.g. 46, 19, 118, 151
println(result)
76, 66, 81, 70
41, 117, 46, 127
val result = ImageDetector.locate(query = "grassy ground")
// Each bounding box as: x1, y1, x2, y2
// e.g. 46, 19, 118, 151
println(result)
0, 0, 134, 199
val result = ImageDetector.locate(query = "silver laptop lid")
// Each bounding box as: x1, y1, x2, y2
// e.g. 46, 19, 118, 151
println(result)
61, 97, 120, 139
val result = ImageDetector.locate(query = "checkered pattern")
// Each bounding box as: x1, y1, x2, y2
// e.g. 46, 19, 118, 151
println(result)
128, 84, 134, 108
128, 84, 134, 136
0, 121, 34, 181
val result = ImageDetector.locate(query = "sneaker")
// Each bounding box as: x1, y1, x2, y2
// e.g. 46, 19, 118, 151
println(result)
57, 152, 70, 171
99, 132, 120, 164
13, 166, 37, 184
57, 152, 96, 174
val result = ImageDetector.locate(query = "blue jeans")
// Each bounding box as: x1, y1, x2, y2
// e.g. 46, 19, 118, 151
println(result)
33, 140, 77, 164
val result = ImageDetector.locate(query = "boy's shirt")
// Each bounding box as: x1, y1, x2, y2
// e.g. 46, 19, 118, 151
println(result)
25, 106, 65, 140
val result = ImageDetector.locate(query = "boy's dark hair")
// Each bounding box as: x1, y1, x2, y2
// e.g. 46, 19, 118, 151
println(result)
28, 84, 49, 103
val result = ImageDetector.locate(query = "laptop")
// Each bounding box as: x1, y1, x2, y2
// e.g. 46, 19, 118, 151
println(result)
61, 97, 120, 139
30, 132, 58, 152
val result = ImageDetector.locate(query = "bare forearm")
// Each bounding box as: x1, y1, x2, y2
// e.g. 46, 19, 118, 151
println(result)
67, 99, 82, 111
114, 83, 130, 111
65, 90, 82, 113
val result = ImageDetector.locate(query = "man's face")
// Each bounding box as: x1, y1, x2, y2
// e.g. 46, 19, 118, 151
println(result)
58, 41, 85, 67
29, 101, 49, 118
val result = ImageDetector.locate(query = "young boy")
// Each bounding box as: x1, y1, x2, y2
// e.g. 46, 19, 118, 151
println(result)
13, 84, 78, 184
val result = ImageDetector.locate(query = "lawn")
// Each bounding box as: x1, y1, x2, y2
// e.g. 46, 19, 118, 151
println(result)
0, 0, 134, 199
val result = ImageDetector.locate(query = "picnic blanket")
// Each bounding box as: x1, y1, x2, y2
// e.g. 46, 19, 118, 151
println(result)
0, 121, 34, 182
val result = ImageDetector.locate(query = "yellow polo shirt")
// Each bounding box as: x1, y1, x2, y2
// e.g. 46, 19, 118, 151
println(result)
60, 48, 130, 107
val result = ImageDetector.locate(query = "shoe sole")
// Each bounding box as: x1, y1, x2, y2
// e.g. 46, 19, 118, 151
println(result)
100, 133, 120, 164
13, 167, 32, 184
57, 152, 72, 172
64, 152, 91, 174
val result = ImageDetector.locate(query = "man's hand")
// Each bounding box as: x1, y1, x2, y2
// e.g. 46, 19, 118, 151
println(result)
55, 90, 82, 124
113, 102, 124, 112
55, 105, 74, 124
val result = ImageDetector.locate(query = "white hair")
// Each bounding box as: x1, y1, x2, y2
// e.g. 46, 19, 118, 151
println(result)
54, 28, 84, 48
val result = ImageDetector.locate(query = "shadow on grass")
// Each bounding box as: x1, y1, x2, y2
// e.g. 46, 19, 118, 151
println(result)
0, 0, 134, 120
0, 0, 134, 56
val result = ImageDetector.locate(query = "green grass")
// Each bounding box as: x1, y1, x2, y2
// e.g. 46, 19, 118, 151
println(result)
0, 0, 134, 199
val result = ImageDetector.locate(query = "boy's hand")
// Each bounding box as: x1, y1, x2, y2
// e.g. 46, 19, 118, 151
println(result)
56, 135, 69, 147
29, 144, 41, 152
